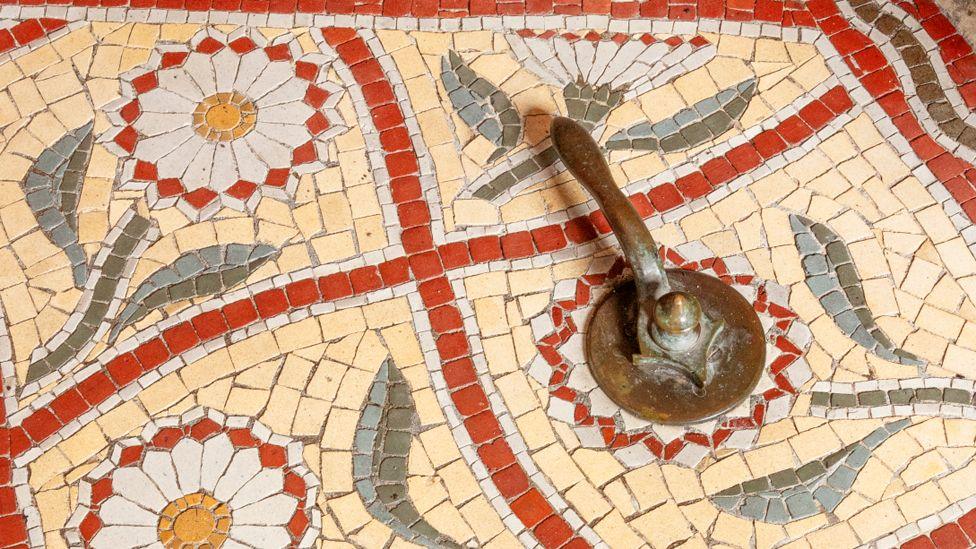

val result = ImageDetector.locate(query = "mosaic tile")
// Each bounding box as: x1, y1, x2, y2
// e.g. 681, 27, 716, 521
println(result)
790, 213, 923, 366
1, 2, 976, 548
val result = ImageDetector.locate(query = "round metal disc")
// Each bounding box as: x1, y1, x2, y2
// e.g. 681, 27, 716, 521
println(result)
585, 269, 766, 425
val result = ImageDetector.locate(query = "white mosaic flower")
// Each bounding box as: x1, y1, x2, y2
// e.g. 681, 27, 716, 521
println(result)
103, 28, 346, 221
64, 408, 320, 548
506, 30, 716, 97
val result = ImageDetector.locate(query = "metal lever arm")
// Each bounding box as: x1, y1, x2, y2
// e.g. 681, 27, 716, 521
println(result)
550, 116, 670, 300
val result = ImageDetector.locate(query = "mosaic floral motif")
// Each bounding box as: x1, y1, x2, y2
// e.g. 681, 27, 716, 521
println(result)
790, 214, 923, 366
7, 1, 976, 546
25, 210, 157, 385
711, 419, 910, 523
441, 50, 521, 163
108, 243, 279, 343
810, 378, 976, 419
103, 28, 346, 220
507, 30, 715, 98
20, 121, 93, 288
355, 360, 460, 547
64, 408, 320, 548
606, 78, 757, 152
530, 249, 813, 467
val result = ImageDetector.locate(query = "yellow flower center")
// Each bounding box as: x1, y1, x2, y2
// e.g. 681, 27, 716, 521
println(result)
193, 92, 257, 142
158, 492, 231, 548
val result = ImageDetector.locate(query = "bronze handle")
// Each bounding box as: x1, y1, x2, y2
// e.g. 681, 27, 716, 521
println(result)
550, 116, 671, 301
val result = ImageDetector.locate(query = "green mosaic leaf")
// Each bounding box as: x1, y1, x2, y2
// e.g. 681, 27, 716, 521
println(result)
21, 121, 94, 287
790, 214, 923, 366
709, 419, 910, 523
107, 243, 278, 344
26, 211, 155, 384
441, 50, 522, 163
606, 78, 757, 152
354, 360, 461, 548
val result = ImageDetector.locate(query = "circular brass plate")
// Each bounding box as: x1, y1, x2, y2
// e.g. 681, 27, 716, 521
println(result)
585, 269, 766, 425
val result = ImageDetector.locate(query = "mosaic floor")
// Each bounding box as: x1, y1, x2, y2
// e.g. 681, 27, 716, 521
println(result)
3, 0, 976, 547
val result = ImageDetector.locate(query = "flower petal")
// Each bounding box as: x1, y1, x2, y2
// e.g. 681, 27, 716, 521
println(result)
111, 468, 168, 512
229, 469, 283, 510
256, 101, 314, 126
179, 140, 218, 191
213, 448, 261, 501
253, 122, 313, 148
98, 495, 159, 526
242, 130, 291, 167
133, 111, 191, 137
171, 438, 203, 495
245, 62, 295, 101
200, 434, 235, 493
90, 525, 159, 549
155, 134, 209, 181
155, 67, 206, 103
231, 138, 270, 183
253, 77, 307, 109
136, 86, 198, 115
227, 525, 292, 548
182, 51, 217, 97
234, 48, 272, 94
134, 126, 196, 164
141, 450, 182, 501
230, 493, 297, 526
212, 46, 242, 92
211, 142, 241, 190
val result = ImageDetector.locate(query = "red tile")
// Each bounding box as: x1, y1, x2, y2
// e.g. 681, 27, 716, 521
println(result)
349, 266, 383, 293
675, 172, 711, 198
959, 509, 976, 542
468, 235, 503, 262
901, 536, 936, 549
379, 126, 411, 151
371, 103, 404, 130
78, 372, 116, 405
530, 225, 568, 253
752, 130, 788, 158
189, 418, 221, 441
438, 242, 471, 269
135, 336, 174, 371
501, 232, 535, 258
285, 279, 320, 307
436, 332, 468, 360
10, 19, 43, 45
0, 515, 28, 545
463, 410, 502, 443
223, 299, 259, 329
390, 175, 422, 203
106, 353, 141, 386
318, 273, 353, 301
441, 357, 477, 389
335, 38, 371, 66
564, 216, 597, 244
402, 226, 435, 253
191, 310, 229, 340
451, 385, 490, 416
775, 116, 812, 144
253, 288, 289, 318
930, 524, 970, 549
22, 409, 60, 442
509, 489, 551, 527
320, 27, 358, 46
428, 305, 464, 334
259, 443, 287, 467
492, 464, 530, 498
50, 389, 89, 423
701, 156, 737, 185
418, 278, 454, 308
378, 257, 411, 285
397, 200, 430, 227
647, 183, 683, 211
409, 250, 444, 280
386, 151, 420, 178
534, 515, 574, 547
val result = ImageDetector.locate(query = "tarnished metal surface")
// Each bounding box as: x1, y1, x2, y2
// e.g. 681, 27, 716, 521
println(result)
586, 270, 766, 424
551, 116, 767, 424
